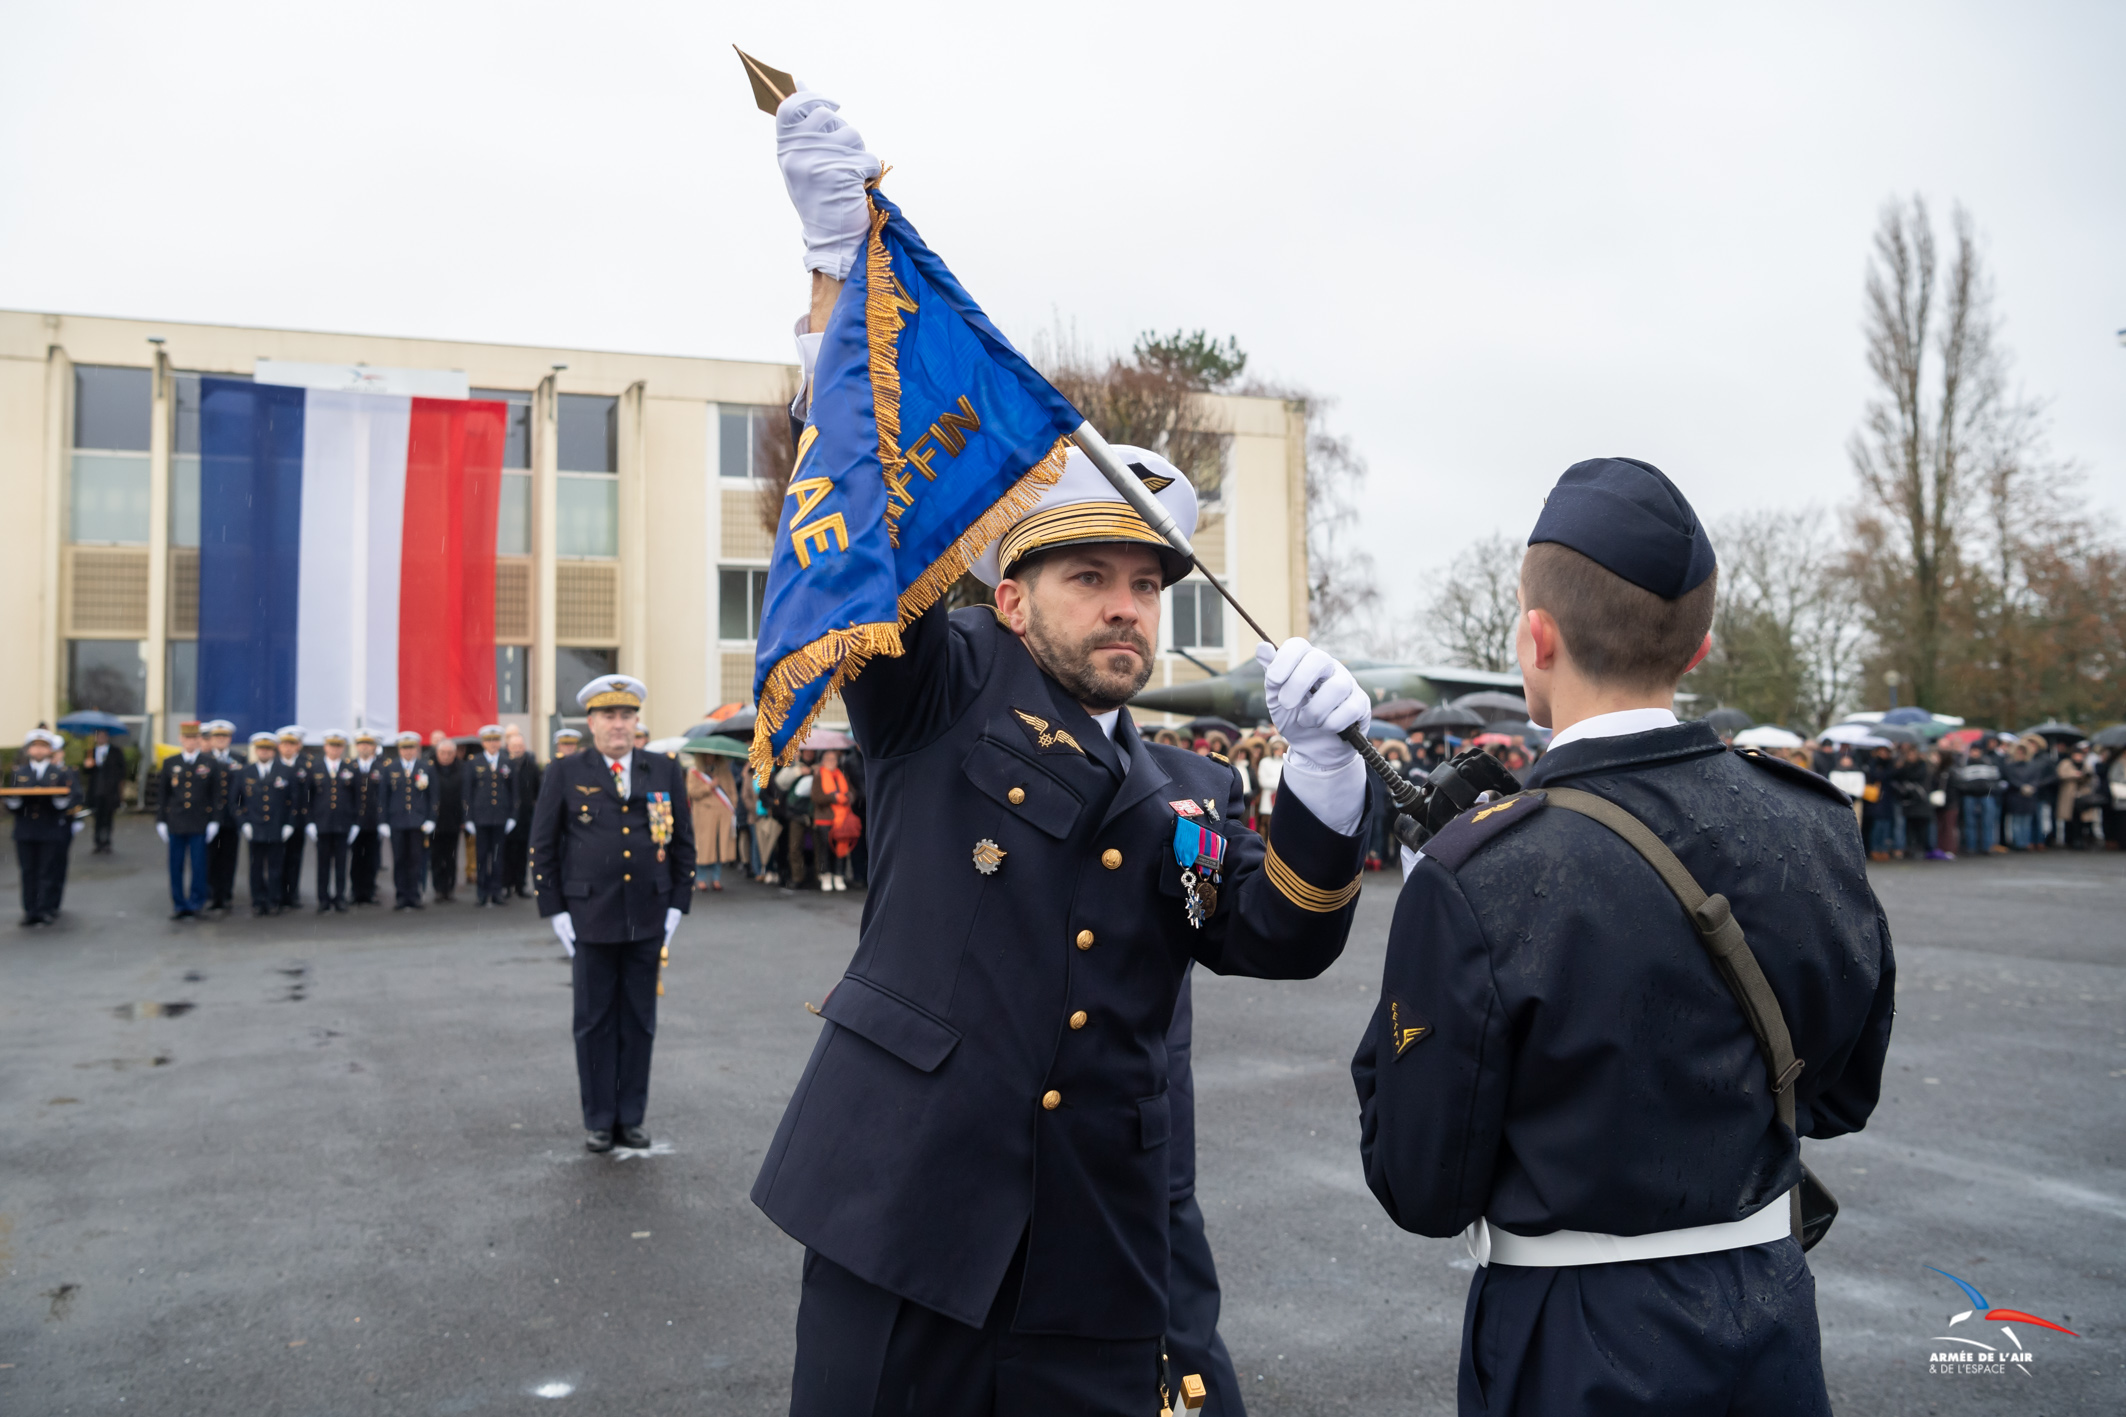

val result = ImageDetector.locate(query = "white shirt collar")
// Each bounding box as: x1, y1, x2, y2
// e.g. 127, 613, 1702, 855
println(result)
1090, 709, 1120, 740
31, 759, 47, 777
1543, 707, 1679, 754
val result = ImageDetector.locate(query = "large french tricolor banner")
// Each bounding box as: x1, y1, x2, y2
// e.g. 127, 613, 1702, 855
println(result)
196, 378, 504, 743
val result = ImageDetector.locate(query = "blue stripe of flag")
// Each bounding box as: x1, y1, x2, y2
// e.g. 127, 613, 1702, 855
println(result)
197, 378, 305, 742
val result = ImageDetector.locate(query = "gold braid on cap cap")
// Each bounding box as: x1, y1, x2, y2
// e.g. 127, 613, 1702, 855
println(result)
583, 690, 641, 709
997, 503, 1163, 576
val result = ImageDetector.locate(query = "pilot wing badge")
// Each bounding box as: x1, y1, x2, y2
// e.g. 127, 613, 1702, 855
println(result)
1012, 708, 1084, 756
749, 185, 1087, 783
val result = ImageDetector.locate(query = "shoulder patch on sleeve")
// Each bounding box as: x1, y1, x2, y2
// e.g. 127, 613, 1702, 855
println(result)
1421, 791, 1547, 872
1389, 997, 1432, 1058
1733, 746, 1850, 806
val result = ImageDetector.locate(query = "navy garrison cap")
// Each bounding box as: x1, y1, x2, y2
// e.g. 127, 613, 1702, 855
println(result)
1527, 457, 1716, 598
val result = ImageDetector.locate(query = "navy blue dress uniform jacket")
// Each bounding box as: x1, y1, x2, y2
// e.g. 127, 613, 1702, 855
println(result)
156, 754, 225, 836
6, 761, 79, 840
236, 762, 303, 835
351, 758, 384, 828
751, 605, 1366, 1341
528, 748, 695, 944
377, 758, 436, 831
307, 759, 362, 833
1355, 722, 1896, 1241
464, 753, 515, 827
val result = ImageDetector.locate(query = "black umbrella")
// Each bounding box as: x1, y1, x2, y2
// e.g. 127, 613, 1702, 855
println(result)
715, 709, 758, 739
1450, 691, 1529, 724
2021, 720, 2086, 744
1366, 721, 1410, 742
1414, 704, 1486, 731
2090, 724, 2126, 749
1872, 724, 1923, 746
1701, 707, 1754, 736
1183, 716, 1245, 741
1484, 719, 1549, 743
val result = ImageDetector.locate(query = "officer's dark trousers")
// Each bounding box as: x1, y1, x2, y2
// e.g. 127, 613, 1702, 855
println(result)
1166, 1194, 1245, 1417
247, 839, 284, 911
791, 1237, 1161, 1417
429, 823, 462, 899
390, 830, 426, 907
571, 936, 659, 1132
92, 803, 118, 850
281, 831, 306, 906
473, 827, 508, 902
1458, 1239, 1829, 1417
350, 829, 380, 902
208, 826, 241, 907
16, 838, 71, 919
314, 831, 350, 906
505, 821, 530, 893
166, 833, 208, 913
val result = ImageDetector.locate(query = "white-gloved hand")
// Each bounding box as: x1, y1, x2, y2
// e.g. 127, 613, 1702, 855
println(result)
421, 820, 434, 835
242, 822, 253, 841
306, 823, 318, 841
1256, 638, 1371, 836
552, 911, 577, 957
776, 88, 883, 280
281, 824, 294, 841
72, 818, 85, 837
664, 906, 682, 948
378, 824, 391, 840
205, 822, 219, 843
157, 822, 170, 845
465, 822, 476, 837
348, 825, 359, 842
504, 818, 515, 834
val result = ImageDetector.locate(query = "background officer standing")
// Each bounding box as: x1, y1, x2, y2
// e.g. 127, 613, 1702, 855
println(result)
464, 724, 517, 906
378, 731, 436, 910
82, 726, 129, 854
204, 721, 243, 914
274, 727, 312, 910
530, 675, 693, 1154
428, 735, 466, 902
307, 730, 361, 913
154, 720, 223, 920
1354, 458, 1896, 1417
504, 726, 540, 898
348, 729, 384, 905
238, 731, 297, 915
7, 728, 80, 926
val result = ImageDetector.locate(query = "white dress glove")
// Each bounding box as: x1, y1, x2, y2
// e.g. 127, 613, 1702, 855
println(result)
281, 824, 294, 841
1256, 638, 1371, 836
157, 822, 170, 844
206, 821, 219, 842
505, 818, 515, 834
776, 88, 883, 279
379, 824, 391, 840
466, 822, 476, 837
242, 822, 253, 841
664, 906, 682, 948
348, 825, 359, 842
306, 823, 318, 841
552, 911, 577, 957
422, 820, 434, 835
72, 819, 85, 837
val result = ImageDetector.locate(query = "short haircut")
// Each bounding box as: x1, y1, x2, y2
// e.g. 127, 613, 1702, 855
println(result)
1519, 540, 1716, 691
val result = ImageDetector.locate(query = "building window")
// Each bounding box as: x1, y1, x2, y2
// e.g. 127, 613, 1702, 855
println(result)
172, 371, 250, 549
1169, 582, 1225, 651
555, 646, 618, 714
557, 393, 618, 558
71, 365, 152, 545
472, 388, 534, 470
475, 388, 536, 556
495, 646, 528, 714
68, 640, 146, 715
718, 566, 772, 641
719, 405, 777, 479
166, 641, 198, 718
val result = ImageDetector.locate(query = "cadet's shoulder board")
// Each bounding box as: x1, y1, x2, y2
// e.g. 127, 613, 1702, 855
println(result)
1732, 745, 1852, 807
1421, 791, 1547, 873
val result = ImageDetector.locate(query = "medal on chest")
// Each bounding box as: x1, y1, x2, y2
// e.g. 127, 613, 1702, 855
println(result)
646, 791, 673, 862
1171, 817, 1227, 928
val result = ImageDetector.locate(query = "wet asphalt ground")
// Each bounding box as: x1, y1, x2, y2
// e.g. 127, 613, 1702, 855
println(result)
1, 817, 2120, 1416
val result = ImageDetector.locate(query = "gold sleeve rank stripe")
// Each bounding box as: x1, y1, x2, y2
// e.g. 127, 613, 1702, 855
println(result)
1263, 841, 1361, 913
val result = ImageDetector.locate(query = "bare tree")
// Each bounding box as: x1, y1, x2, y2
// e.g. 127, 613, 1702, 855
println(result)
1420, 533, 1522, 673
1687, 508, 1864, 730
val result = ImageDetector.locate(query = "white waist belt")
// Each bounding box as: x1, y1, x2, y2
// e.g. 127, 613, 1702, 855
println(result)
1464, 1190, 1793, 1268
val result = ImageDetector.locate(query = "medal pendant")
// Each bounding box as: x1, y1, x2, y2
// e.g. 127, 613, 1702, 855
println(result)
1197, 880, 1218, 917
1181, 868, 1206, 929
657, 847, 666, 863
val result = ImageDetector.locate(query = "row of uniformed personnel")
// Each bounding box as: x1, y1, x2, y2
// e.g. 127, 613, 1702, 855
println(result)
154, 720, 577, 919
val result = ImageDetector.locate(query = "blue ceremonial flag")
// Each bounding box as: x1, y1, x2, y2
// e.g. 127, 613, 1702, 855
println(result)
750, 188, 1083, 775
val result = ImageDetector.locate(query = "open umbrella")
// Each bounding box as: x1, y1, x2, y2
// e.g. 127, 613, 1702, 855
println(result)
1472, 732, 1523, 748
646, 736, 691, 756
2021, 720, 2086, 744
56, 709, 129, 736
682, 734, 752, 758
1871, 724, 1922, 745
1879, 706, 1934, 726
1733, 725, 1804, 749
1700, 707, 1754, 736
1820, 722, 1891, 748
1371, 697, 1428, 725
1481, 719, 1549, 743
1365, 721, 1410, 742
1451, 691, 1529, 724
715, 709, 758, 740
2092, 724, 2126, 749
802, 728, 855, 751
1183, 716, 1245, 741
1414, 704, 1485, 731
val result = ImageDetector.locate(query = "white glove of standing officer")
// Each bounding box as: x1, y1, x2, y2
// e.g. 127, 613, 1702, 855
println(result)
306, 823, 318, 842
157, 822, 170, 845
776, 88, 882, 280
552, 911, 577, 958
206, 822, 219, 843
347, 825, 358, 842
281, 824, 294, 841
664, 907, 682, 949
241, 823, 253, 842
378, 824, 391, 840
1256, 638, 1371, 837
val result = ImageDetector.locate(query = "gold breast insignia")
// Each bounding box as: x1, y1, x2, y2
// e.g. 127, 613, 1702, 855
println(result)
1390, 998, 1431, 1058
1011, 708, 1083, 756
575, 785, 602, 795
972, 839, 1008, 875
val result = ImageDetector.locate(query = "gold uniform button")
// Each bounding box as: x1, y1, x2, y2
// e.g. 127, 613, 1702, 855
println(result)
623, 850, 631, 858
1076, 930, 1094, 950
623, 873, 632, 881
622, 826, 630, 835
1041, 1090, 1062, 1111
1101, 848, 1121, 870
1069, 1010, 1087, 1030
1007, 787, 1026, 805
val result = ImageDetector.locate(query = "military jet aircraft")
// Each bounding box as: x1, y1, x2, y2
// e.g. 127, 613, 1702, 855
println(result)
1131, 655, 1523, 728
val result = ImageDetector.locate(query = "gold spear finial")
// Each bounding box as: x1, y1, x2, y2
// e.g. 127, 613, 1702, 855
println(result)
734, 47, 795, 115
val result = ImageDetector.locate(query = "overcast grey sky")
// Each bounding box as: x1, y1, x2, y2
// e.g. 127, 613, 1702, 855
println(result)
5, 1, 2120, 613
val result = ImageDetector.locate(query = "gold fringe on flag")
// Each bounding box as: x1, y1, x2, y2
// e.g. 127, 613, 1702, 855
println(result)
749, 621, 905, 784
895, 433, 1071, 626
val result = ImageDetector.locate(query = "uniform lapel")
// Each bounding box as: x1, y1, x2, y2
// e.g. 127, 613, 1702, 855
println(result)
1098, 710, 1172, 831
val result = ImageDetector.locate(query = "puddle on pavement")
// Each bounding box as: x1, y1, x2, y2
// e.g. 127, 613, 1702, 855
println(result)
111, 1001, 195, 1020
75, 1053, 173, 1070
277, 962, 310, 1002
182, 970, 205, 982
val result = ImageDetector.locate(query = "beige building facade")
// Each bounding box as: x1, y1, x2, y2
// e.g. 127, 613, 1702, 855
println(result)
0, 309, 1308, 749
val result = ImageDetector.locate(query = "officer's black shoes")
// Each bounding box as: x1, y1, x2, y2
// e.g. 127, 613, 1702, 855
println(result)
18, 914, 36, 928
333, 901, 348, 913
618, 1126, 651, 1150
170, 909, 196, 921
585, 1129, 615, 1153
316, 903, 332, 914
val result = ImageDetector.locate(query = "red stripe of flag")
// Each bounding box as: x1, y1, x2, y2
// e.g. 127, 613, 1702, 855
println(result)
398, 398, 504, 738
